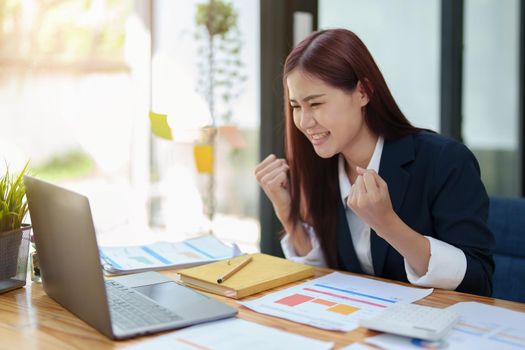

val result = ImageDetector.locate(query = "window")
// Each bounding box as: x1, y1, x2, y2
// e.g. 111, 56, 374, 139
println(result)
0, 0, 151, 244
150, 0, 260, 252
319, 0, 441, 131
463, 0, 521, 196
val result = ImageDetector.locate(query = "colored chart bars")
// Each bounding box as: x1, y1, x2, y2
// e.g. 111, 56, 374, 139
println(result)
242, 272, 433, 332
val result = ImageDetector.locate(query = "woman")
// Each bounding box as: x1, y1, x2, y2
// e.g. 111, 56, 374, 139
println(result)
255, 29, 494, 296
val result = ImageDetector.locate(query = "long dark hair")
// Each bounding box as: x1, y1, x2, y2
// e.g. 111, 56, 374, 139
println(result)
283, 29, 422, 268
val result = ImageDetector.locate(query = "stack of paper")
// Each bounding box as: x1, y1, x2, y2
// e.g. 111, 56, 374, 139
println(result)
99, 235, 241, 275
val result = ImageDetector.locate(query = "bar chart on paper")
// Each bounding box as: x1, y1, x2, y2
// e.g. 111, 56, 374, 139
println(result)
242, 272, 433, 331
448, 302, 525, 350
99, 235, 239, 274
365, 302, 525, 350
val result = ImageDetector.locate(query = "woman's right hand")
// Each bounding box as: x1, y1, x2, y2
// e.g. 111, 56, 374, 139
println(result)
255, 154, 292, 225
255, 154, 313, 256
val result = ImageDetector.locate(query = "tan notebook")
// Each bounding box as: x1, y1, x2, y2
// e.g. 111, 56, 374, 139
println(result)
176, 253, 314, 299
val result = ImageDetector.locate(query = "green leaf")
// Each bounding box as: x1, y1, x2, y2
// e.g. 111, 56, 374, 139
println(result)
0, 160, 30, 232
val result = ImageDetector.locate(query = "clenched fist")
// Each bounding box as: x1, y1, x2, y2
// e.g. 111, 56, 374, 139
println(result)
347, 166, 397, 237
255, 154, 291, 225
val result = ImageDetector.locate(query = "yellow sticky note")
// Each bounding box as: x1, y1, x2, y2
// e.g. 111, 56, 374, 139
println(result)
149, 112, 173, 140
193, 144, 214, 174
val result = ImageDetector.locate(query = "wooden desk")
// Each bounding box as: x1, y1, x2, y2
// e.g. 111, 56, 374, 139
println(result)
1, 269, 524, 349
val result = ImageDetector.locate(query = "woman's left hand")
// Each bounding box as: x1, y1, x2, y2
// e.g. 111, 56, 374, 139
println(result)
346, 167, 398, 236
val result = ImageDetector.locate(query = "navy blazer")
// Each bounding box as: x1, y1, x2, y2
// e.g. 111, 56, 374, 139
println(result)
336, 132, 495, 296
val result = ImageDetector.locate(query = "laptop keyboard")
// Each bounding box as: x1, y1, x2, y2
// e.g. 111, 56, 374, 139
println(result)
105, 280, 182, 330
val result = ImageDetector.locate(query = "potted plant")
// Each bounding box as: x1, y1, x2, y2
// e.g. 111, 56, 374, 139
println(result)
194, 0, 247, 222
0, 162, 31, 293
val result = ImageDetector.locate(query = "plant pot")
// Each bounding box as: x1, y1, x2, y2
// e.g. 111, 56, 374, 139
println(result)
0, 225, 31, 294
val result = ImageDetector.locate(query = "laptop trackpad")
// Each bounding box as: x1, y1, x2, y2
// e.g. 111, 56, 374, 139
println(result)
133, 281, 209, 311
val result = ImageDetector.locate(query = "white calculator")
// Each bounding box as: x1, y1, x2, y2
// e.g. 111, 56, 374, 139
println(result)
358, 303, 460, 341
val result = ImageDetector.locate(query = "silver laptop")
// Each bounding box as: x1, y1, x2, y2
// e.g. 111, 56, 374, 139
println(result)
24, 176, 237, 340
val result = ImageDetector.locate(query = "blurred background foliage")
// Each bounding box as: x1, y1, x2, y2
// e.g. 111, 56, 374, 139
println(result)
32, 150, 94, 181
0, 0, 132, 75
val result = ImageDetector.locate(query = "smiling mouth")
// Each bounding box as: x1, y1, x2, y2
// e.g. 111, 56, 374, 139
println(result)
310, 131, 330, 140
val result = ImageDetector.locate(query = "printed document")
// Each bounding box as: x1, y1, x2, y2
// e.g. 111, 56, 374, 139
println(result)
123, 318, 334, 350
99, 234, 241, 274
365, 301, 525, 350
241, 272, 433, 331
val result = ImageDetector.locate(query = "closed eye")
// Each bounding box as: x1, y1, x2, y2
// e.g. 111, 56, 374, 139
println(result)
310, 102, 322, 108
290, 105, 301, 109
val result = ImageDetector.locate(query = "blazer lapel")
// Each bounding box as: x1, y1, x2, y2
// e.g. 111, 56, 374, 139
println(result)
371, 135, 415, 276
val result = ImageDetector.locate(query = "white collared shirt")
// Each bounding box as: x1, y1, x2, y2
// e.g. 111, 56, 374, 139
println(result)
281, 137, 468, 290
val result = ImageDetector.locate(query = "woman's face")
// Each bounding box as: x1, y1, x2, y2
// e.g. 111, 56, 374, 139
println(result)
286, 69, 370, 159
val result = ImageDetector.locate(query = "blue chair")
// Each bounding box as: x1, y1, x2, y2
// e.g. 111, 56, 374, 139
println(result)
488, 196, 525, 303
